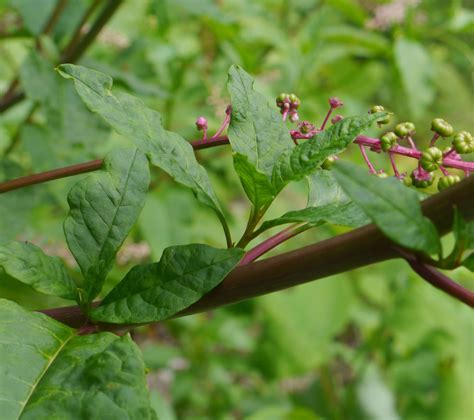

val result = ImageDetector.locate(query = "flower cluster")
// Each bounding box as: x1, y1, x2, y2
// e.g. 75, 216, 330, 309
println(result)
277, 95, 473, 191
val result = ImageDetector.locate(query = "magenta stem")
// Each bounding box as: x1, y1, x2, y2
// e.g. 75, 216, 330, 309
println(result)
429, 133, 440, 147
202, 128, 207, 141
406, 136, 417, 149
211, 114, 230, 140
359, 144, 377, 174
388, 152, 400, 177
397, 248, 474, 307
439, 165, 449, 176
320, 107, 333, 130
240, 223, 308, 265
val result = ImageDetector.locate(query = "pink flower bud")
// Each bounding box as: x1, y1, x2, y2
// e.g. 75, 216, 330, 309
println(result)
297, 121, 315, 134
331, 114, 344, 124
289, 111, 299, 123
329, 97, 343, 109
195, 116, 208, 131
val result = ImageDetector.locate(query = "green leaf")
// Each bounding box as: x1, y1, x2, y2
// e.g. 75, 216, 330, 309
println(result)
0, 299, 153, 419
258, 170, 368, 232
453, 208, 474, 250
462, 254, 474, 271
0, 242, 77, 300
64, 148, 150, 301
11, 0, 55, 35
57, 64, 226, 228
394, 37, 435, 118
332, 161, 441, 255
233, 153, 276, 211
91, 244, 244, 324
227, 65, 294, 178
271, 113, 385, 193
259, 201, 368, 232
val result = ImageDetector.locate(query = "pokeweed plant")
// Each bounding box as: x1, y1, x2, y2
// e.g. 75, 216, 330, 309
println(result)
0, 63, 473, 418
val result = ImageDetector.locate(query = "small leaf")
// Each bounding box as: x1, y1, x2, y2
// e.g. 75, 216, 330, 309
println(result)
91, 244, 244, 324
272, 113, 385, 193
259, 202, 368, 232
57, 64, 227, 230
233, 153, 276, 211
462, 254, 474, 272
258, 170, 368, 233
64, 148, 150, 301
227, 65, 294, 178
453, 208, 474, 250
0, 299, 153, 419
0, 242, 77, 300
332, 161, 441, 255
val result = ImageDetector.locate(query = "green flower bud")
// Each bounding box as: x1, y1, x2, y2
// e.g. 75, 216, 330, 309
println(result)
437, 175, 461, 191
452, 131, 474, 154
380, 132, 398, 151
276, 93, 288, 103
411, 171, 435, 189
431, 118, 453, 137
321, 155, 338, 170
420, 147, 443, 172
370, 105, 385, 114
402, 176, 412, 187
394, 122, 415, 137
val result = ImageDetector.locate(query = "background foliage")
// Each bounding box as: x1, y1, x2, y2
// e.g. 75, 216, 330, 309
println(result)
0, 0, 473, 418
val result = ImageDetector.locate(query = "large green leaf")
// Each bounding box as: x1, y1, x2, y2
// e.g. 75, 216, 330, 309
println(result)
91, 244, 244, 324
332, 161, 441, 255
227, 65, 294, 178
57, 64, 226, 226
0, 242, 77, 300
64, 148, 150, 302
0, 299, 153, 419
271, 113, 385, 193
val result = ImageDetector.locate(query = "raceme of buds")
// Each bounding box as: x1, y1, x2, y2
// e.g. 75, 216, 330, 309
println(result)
452, 131, 474, 154
438, 175, 461, 191
195, 116, 208, 131
394, 122, 416, 137
431, 118, 453, 137
271, 96, 472, 192
421, 147, 443, 172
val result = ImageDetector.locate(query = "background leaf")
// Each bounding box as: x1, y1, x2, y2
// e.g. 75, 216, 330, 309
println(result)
0, 241, 77, 300
332, 161, 441, 255
64, 148, 150, 301
91, 244, 244, 324
394, 37, 435, 119
0, 299, 153, 419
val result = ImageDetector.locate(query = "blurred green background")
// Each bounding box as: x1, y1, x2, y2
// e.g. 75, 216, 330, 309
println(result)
0, 0, 473, 418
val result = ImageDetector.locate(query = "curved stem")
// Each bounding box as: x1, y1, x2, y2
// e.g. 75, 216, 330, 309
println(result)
240, 223, 309, 265
397, 248, 474, 307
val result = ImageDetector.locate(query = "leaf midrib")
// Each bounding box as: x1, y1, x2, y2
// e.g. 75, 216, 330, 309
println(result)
16, 330, 76, 419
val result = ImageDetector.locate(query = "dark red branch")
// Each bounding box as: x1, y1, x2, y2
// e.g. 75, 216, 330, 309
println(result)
0, 136, 229, 193
39, 176, 474, 329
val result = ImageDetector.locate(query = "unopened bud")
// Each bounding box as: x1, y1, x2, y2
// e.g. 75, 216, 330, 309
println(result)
195, 116, 208, 131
